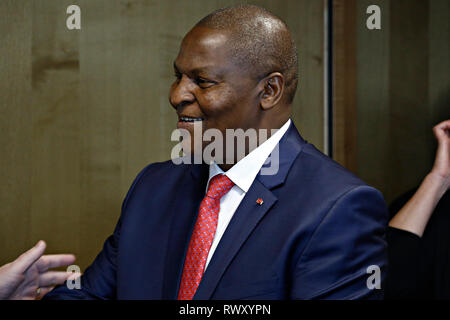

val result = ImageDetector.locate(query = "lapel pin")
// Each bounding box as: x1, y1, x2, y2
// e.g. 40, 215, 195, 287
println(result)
256, 198, 264, 205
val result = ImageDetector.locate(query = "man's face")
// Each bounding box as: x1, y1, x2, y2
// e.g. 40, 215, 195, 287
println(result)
169, 26, 261, 156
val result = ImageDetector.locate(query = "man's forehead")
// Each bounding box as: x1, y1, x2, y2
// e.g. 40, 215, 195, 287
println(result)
175, 27, 234, 73
182, 26, 230, 50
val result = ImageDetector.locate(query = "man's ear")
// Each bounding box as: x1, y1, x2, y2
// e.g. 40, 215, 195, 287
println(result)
260, 72, 284, 110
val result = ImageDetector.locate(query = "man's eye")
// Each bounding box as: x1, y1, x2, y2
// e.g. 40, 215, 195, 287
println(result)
196, 78, 216, 88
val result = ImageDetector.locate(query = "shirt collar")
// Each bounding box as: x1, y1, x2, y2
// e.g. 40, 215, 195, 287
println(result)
207, 119, 291, 193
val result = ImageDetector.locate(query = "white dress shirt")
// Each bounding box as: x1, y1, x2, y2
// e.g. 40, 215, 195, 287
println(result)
203, 119, 291, 270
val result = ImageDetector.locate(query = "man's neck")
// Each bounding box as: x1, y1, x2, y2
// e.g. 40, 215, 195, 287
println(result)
216, 118, 291, 172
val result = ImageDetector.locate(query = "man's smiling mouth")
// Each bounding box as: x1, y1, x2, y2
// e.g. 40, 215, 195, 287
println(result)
179, 116, 204, 122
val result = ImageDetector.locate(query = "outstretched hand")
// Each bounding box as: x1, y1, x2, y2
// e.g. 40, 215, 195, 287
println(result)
0, 241, 76, 300
431, 119, 450, 191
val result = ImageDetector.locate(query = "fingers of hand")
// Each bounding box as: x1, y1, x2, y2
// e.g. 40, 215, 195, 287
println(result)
12, 241, 46, 274
434, 120, 450, 140
16, 284, 50, 300
67, 272, 82, 282
35, 272, 81, 299
35, 286, 54, 300
36, 254, 76, 273
38, 271, 72, 288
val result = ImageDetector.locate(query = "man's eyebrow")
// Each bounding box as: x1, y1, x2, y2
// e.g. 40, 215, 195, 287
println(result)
173, 62, 220, 78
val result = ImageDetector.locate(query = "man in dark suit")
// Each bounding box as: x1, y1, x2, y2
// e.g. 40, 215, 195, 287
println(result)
44, 4, 388, 300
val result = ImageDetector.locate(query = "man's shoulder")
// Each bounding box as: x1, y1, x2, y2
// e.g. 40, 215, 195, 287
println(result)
132, 157, 192, 184
279, 122, 372, 194
288, 142, 376, 196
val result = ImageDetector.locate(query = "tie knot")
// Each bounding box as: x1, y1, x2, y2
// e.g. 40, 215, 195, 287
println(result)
205, 174, 234, 200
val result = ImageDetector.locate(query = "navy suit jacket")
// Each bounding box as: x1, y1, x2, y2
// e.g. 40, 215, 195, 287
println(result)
44, 122, 388, 300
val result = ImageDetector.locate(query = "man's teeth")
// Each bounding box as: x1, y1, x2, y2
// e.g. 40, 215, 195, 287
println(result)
180, 117, 203, 122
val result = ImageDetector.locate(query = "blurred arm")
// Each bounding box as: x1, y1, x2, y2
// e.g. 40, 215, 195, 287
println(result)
389, 120, 450, 237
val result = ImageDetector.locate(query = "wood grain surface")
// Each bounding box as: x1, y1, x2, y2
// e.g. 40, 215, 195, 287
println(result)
0, 0, 325, 270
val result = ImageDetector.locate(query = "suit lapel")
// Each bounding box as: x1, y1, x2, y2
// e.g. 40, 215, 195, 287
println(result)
193, 178, 278, 300
162, 122, 306, 299
161, 163, 209, 299
193, 121, 306, 300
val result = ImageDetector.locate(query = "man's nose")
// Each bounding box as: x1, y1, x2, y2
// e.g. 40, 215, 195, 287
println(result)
169, 75, 195, 109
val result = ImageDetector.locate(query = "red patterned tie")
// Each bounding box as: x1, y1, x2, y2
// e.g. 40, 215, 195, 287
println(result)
177, 174, 234, 300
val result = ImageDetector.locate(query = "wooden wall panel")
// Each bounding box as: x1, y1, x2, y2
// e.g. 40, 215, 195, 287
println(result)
388, 0, 431, 203
77, 0, 124, 267
335, 0, 450, 204
356, 0, 390, 200
332, 0, 357, 172
29, 0, 82, 267
276, 0, 325, 151
0, 0, 33, 262
429, 0, 450, 141
0, 0, 324, 270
